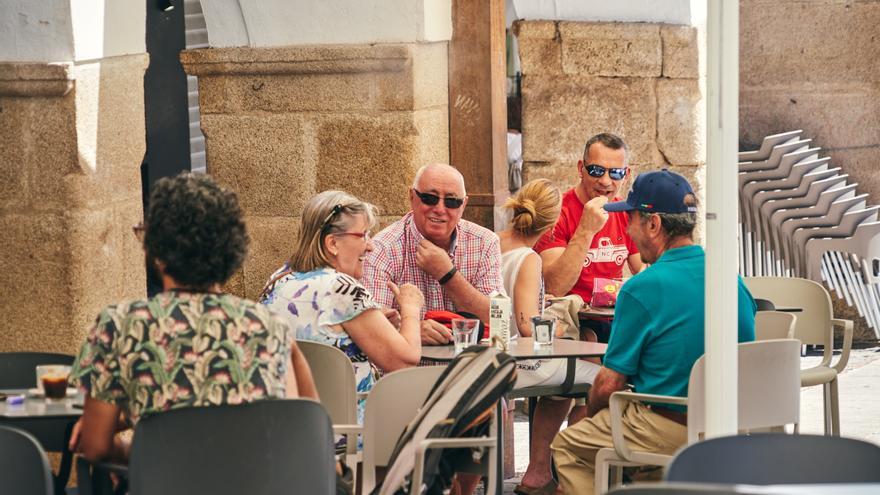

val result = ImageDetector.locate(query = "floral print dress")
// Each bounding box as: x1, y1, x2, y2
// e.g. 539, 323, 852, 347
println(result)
68, 291, 291, 426
261, 266, 381, 421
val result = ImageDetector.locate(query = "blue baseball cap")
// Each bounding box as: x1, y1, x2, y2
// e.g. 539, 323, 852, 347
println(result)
604, 169, 697, 214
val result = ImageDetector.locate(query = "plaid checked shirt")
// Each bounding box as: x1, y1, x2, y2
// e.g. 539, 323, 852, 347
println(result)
361, 212, 503, 317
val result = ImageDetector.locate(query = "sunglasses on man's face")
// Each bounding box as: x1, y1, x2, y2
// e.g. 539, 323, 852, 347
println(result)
585, 163, 627, 181
412, 189, 465, 209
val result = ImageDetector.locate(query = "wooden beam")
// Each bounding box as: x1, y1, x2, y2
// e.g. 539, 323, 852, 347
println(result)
449, 0, 507, 230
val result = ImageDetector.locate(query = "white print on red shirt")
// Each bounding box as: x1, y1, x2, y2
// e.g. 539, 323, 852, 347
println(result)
583, 237, 629, 267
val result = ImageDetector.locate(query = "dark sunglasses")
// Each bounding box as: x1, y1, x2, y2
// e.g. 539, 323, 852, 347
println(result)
412, 189, 464, 209
585, 163, 627, 181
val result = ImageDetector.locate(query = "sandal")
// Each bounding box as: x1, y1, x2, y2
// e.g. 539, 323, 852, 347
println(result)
513, 478, 558, 495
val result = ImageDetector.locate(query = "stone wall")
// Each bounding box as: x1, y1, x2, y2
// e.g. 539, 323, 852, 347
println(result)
181, 43, 449, 300
740, 0, 880, 343
0, 56, 148, 354
514, 20, 704, 206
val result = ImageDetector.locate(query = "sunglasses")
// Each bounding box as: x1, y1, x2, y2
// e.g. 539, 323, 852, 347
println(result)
585, 163, 627, 181
412, 189, 464, 209
320, 204, 344, 233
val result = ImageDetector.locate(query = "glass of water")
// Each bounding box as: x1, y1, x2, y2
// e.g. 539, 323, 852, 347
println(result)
452, 318, 480, 355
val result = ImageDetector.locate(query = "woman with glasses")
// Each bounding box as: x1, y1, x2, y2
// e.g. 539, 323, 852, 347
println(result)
260, 190, 424, 417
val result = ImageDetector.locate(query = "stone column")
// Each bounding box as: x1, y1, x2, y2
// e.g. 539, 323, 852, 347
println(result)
515, 20, 704, 213
0, 56, 149, 354
181, 44, 449, 300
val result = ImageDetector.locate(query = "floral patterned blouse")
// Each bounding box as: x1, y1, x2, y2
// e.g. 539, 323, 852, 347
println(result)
261, 266, 381, 420
69, 291, 291, 426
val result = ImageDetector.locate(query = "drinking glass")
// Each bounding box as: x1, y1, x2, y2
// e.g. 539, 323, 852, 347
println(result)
36, 365, 71, 400
452, 318, 480, 355
531, 316, 556, 347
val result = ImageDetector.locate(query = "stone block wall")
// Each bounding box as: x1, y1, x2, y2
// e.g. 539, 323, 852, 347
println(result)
740, 0, 880, 343
181, 43, 449, 300
0, 56, 148, 354
514, 20, 704, 206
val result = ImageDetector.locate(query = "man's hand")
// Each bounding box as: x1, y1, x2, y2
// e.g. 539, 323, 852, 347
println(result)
579, 196, 610, 234
421, 319, 453, 345
381, 307, 401, 328
415, 239, 454, 281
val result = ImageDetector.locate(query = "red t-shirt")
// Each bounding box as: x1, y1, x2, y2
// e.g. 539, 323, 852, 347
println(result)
534, 189, 638, 301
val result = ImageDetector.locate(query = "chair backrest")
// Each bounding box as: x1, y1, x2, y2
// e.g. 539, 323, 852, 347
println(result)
0, 352, 75, 389
128, 399, 335, 495
0, 426, 54, 495
754, 311, 796, 340
361, 366, 446, 493
298, 340, 358, 425
686, 340, 801, 443
608, 484, 752, 494
666, 433, 880, 484
743, 277, 833, 347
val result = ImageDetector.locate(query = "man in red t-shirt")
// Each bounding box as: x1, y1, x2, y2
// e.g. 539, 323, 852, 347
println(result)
534, 132, 643, 342
518, 133, 645, 495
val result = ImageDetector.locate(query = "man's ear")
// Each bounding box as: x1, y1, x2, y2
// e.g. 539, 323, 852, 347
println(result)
461, 196, 469, 210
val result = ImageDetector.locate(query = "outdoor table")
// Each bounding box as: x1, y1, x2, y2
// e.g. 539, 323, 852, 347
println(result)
633, 482, 880, 494
1, 388, 83, 494
774, 306, 803, 313
421, 338, 607, 495
578, 305, 615, 319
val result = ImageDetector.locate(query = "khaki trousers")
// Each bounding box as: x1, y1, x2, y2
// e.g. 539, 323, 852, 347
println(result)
550, 402, 687, 494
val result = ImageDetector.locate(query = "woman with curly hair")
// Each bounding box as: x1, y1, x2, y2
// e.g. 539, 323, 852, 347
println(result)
499, 179, 599, 495
260, 190, 424, 419
69, 172, 317, 463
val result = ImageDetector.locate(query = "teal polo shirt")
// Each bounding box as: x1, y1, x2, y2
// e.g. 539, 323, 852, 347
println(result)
603, 245, 756, 410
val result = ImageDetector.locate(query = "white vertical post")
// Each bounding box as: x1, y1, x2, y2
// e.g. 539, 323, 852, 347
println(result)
704, 0, 739, 438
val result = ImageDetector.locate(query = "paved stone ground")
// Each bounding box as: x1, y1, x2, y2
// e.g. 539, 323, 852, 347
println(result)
490, 346, 880, 494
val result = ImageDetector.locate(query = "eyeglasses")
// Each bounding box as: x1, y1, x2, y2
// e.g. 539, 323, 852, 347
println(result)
412, 189, 464, 209
132, 222, 146, 243
333, 231, 372, 241
585, 163, 627, 181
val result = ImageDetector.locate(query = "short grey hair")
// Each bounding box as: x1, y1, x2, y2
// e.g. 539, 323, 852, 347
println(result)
635, 194, 698, 239
412, 164, 467, 195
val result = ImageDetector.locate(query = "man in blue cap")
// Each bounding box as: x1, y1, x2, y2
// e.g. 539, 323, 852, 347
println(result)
550, 169, 757, 494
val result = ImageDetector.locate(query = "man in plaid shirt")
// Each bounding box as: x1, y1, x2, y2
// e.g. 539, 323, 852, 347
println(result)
362, 163, 503, 345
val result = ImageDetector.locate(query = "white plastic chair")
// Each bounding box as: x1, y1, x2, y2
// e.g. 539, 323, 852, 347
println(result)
738, 130, 803, 162
743, 278, 853, 436
594, 340, 802, 494
755, 311, 797, 341
354, 366, 445, 494
778, 194, 867, 275
298, 340, 364, 481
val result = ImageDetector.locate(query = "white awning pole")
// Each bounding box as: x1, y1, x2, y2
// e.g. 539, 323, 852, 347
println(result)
704, 0, 739, 438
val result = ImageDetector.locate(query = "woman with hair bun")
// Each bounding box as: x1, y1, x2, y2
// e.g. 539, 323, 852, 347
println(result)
499, 179, 600, 495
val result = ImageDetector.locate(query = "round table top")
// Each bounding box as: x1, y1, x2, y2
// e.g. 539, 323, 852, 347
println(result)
0, 389, 84, 419
420, 337, 607, 362
578, 305, 615, 318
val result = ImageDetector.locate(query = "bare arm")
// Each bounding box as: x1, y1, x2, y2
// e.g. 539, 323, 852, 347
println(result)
415, 239, 491, 323
513, 252, 542, 337
541, 196, 609, 296
441, 272, 490, 322
627, 253, 644, 275
78, 397, 130, 463
586, 366, 629, 418
288, 340, 318, 400
343, 283, 423, 371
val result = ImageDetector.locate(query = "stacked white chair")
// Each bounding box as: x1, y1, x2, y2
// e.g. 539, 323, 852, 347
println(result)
739, 131, 880, 338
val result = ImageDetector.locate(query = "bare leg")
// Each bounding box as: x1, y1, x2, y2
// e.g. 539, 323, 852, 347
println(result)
519, 398, 573, 488
567, 404, 588, 425
451, 473, 482, 495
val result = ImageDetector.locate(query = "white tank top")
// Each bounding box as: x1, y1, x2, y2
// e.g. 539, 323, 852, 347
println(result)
501, 247, 544, 337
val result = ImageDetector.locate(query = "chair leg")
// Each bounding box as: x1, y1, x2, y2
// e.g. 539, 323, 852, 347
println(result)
823, 382, 833, 435
830, 377, 841, 436
594, 452, 611, 495
610, 465, 624, 488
